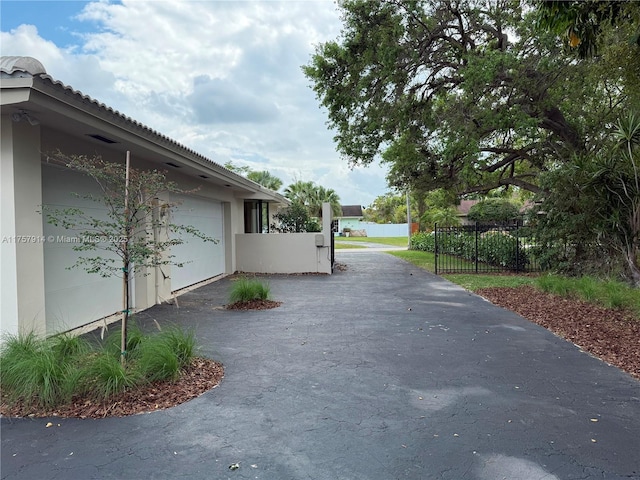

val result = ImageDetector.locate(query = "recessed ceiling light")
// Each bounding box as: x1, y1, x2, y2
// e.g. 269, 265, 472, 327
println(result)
165, 162, 181, 168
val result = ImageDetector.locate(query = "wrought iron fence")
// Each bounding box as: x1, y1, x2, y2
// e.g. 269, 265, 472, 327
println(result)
434, 222, 541, 274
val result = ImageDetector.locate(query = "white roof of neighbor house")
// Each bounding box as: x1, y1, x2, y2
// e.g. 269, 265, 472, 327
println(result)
0, 56, 288, 204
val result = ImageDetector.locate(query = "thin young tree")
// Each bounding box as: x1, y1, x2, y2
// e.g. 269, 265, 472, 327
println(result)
44, 151, 217, 363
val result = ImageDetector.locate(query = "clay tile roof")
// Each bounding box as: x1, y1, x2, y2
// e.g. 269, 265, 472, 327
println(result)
0, 56, 46, 76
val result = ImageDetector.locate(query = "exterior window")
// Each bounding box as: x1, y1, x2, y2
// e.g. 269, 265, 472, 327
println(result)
244, 200, 269, 233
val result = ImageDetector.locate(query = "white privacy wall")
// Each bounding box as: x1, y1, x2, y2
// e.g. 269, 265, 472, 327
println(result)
235, 233, 332, 274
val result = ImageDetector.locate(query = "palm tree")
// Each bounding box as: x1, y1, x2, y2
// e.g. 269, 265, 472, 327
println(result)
247, 170, 283, 191
284, 181, 315, 206
308, 185, 342, 218
284, 181, 341, 218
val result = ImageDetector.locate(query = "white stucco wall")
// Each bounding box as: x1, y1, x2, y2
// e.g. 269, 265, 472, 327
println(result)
235, 203, 333, 275
235, 233, 332, 274
1, 117, 47, 337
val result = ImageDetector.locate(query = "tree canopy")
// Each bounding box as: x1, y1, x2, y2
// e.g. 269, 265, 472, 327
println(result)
284, 180, 342, 217
304, 0, 640, 284
303, 0, 637, 197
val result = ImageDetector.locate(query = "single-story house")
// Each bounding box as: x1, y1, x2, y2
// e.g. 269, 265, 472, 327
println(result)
333, 205, 363, 234
1, 56, 332, 339
456, 199, 480, 225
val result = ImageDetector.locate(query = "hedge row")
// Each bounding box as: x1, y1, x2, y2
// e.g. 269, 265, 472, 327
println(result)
410, 231, 529, 271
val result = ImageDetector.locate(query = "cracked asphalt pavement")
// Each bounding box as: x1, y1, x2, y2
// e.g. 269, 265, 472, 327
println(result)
2, 252, 639, 479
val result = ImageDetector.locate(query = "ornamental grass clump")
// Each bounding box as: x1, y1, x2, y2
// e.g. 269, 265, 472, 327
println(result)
1, 322, 202, 410
0, 332, 89, 408
229, 277, 271, 304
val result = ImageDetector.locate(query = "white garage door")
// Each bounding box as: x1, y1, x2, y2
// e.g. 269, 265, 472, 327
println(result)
170, 194, 225, 291
42, 164, 122, 334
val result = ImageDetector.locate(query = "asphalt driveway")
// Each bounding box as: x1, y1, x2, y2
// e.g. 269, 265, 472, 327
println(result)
2, 252, 639, 479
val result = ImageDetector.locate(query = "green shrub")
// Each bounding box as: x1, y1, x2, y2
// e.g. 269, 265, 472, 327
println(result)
229, 277, 271, 303
410, 231, 435, 251
411, 229, 528, 271
467, 199, 521, 223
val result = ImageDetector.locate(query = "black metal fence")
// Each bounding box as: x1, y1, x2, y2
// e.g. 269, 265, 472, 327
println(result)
435, 222, 540, 274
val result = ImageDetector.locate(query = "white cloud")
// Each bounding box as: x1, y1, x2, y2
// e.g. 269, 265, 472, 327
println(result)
1, 1, 389, 206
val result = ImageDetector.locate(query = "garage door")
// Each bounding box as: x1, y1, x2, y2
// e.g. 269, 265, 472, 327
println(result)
170, 194, 225, 291
42, 164, 122, 334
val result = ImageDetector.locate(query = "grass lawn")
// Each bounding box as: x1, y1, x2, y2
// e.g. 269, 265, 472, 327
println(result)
335, 243, 368, 250
335, 236, 409, 247
389, 249, 640, 315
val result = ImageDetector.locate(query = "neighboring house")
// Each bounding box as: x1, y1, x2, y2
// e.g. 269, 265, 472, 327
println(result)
1, 56, 296, 339
456, 199, 480, 225
333, 205, 363, 234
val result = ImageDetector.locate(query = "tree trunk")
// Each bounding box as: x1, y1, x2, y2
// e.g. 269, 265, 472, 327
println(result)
121, 270, 129, 365
625, 246, 640, 288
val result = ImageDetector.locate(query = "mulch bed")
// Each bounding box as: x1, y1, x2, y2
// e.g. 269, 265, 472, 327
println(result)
226, 299, 282, 310
477, 286, 640, 380
0, 357, 224, 419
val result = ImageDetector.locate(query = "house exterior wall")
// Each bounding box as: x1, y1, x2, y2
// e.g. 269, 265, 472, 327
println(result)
1, 116, 47, 337
1, 58, 290, 338
338, 217, 362, 232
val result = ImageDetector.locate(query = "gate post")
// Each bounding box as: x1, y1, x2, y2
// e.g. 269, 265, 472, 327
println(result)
475, 222, 479, 274
434, 223, 438, 275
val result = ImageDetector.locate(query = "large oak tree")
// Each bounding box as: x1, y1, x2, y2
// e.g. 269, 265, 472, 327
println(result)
303, 0, 624, 196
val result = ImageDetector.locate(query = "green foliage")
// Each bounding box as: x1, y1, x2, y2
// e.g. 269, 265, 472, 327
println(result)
303, 0, 604, 196
284, 181, 341, 218
389, 250, 436, 272
410, 232, 436, 252
532, 112, 640, 284
1, 324, 201, 408
536, 275, 640, 315
81, 352, 143, 401
229, 277, 271, 304
467, 199, 521, 223
135, 334, 181, 382
305, 0, 639, 285
161, 327, 197, 368
0, 333, 86, 407
363, 193, 406, 224
421, 207, 461, 228
270, 202, 320, 233
442, 274, 536, 291
102, 321, 145, 359
247, 170, 283, 191
410, 229, 529, 271
535, 1, 639, 58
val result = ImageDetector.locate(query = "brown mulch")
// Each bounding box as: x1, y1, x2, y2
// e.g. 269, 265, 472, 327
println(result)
225, 299, 282, 310
477, 285, 640, 380
0, 357, 224, 419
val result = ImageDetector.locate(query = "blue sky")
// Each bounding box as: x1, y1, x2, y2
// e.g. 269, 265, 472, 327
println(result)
0, 0, 390, 207
1, 1, 97, 47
